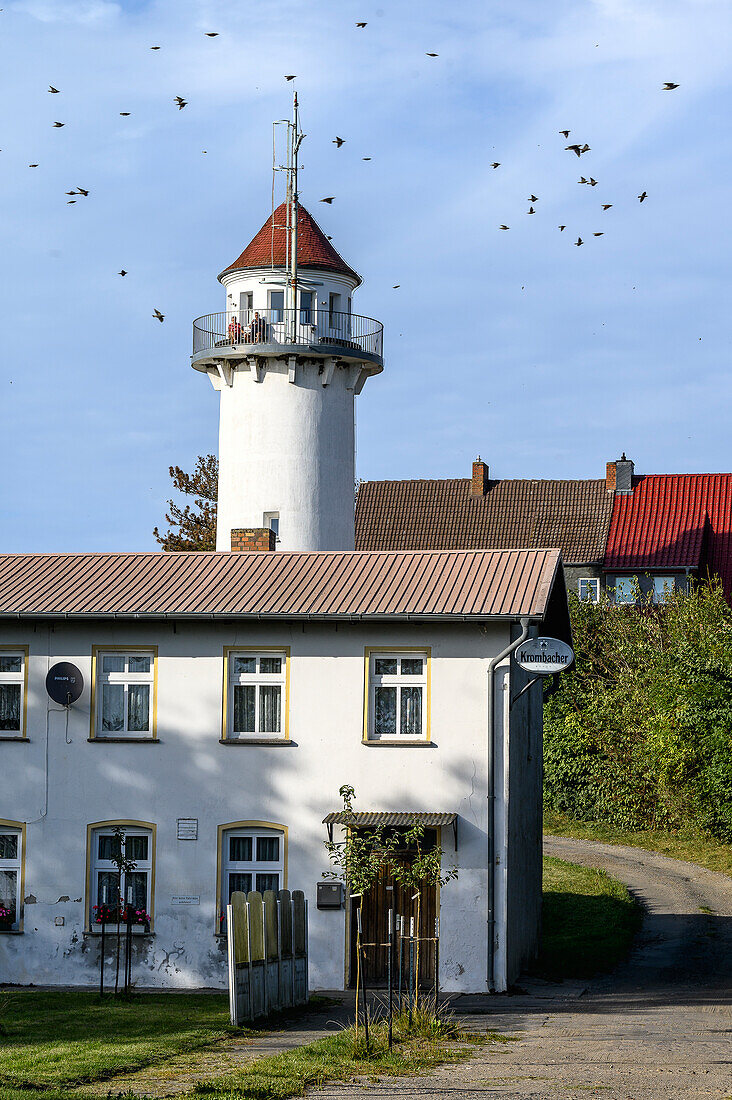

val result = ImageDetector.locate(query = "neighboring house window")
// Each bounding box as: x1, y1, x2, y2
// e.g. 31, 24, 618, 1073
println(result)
614, 577, 637, 604
221, 826, 285, 912
269, 290, 284, 322
89, 824, 153, 926
653, 576, 675, 603
225, 650, 288, 740
0, 651, 26, 736
94, 650, 156, 738
0, 825, 23, 931
367, 651, 429, 741
578, 578, 600, 603
299, 291, 313, 324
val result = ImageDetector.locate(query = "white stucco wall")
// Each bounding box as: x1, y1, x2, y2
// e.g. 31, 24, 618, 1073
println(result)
215, 359, 357, 553
0, 618, 520, 993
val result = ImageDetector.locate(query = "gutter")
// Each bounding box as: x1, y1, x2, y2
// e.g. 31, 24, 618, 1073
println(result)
486, 615, 532, 992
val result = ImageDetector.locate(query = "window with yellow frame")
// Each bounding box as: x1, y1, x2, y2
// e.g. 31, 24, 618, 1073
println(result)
365, 649, 430, 742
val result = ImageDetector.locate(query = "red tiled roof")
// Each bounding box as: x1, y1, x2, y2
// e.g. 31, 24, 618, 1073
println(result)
0, 548, 568, 637
219, 202, 360, 283
355, 478, 613, 564
604, 474, 732, 594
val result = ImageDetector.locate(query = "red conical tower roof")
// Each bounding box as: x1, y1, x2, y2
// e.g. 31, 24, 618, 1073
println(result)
219, 202, 361, 284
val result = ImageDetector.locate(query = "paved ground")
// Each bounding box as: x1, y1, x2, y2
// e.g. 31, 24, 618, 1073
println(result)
313, 836, 732, 1100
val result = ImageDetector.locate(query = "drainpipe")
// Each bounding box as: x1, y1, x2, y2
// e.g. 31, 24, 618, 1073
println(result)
486, 615, 531, 991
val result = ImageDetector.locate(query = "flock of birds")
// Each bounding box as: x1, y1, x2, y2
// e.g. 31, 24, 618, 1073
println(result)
493, 83, 680, 247
27, 23, 441, 323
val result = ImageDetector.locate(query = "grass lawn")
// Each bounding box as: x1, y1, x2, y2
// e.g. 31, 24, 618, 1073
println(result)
0, 990, 236, 1091
544, 808, 732, 878
532, 855, 641, 981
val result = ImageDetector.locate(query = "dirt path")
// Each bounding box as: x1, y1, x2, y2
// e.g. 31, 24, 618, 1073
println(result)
313, 836, 732, 1100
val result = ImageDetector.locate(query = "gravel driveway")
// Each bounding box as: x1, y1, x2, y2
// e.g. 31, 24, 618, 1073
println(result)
314, 835, 732, 1099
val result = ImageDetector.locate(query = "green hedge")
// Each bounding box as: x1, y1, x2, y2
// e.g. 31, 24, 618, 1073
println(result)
543, 579, 732, 840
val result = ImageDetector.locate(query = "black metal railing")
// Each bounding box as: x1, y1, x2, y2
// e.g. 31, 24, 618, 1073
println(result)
192, 309, 383, 361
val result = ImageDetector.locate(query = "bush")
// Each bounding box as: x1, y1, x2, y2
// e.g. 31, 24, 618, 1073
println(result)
544, 578, 732, 839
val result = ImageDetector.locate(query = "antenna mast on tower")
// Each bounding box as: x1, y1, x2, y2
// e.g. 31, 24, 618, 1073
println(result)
273, 93, 305, 343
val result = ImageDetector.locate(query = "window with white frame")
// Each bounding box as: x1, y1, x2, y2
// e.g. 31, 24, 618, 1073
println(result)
368, 652, 428, 741
227, 652, 287, 739
0, 653, 25, 735
90, 826, 152, 926
221, 826, 284, 911
0, 827, 21, 930
578, 578, 600, 603
263, 511, 280, 542
653, 576, 675, 603
614, 577, 637, 604
95, 651, 155, 738
268, 289, 284, 322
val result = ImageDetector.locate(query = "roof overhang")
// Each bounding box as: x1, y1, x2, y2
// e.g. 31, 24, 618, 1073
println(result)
322, 811, 458, 850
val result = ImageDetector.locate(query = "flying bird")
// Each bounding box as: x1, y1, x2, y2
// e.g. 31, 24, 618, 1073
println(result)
499, 224, 510, 230
392, 285, 400, 289
575, 237, 583, 246
65, 190, 76, 195
28, 163, 38, 168
638, 191, 647, 202
581, 144, 590, 153
559, 130, 570, 138
602, 203, 612, 210
118, 270, 127, 276
120, 112, 130, 116
205, 32, 219, 37
67, 199, 76, 204
527, 206, 535, 214
593, 232, 604, 236
150, 45, 161, 49
332, 136, 345, 147
426, 52, 439, 56
285, 74, 296, 81
174, 96, 187, 109
52, 122, 65, 127
362, 157, 371, 161
48, 85, 60, 93
558, 225, 566, 231
579, 176, 588, 184
320, 196, 335, 204
663, 82, 679, 90
153, 309, 164, 322
528, 194, 538, 202
589, 177, 598, 186
76, 187, 89, 196
566, 144, 582, 156
356, 22, 367, 27
491, 162, 500, 168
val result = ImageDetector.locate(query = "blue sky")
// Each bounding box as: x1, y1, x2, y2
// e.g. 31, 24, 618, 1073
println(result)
1, 0, 731, 551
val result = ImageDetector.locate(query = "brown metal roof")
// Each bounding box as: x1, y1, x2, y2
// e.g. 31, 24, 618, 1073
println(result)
0, 547, 564, 626
355, 478, 613, 564
322, 812, 456, 827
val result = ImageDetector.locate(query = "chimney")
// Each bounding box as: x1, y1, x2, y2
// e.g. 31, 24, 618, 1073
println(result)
231, 528, 276, 552
471, 456, 489, 497
606, 453, 635, 494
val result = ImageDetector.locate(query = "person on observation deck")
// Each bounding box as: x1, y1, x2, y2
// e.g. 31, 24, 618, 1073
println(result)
249, 311, 266, 343
228, 315, 242, 344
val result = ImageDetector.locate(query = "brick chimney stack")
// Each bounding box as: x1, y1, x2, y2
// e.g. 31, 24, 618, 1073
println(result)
606, 454, 635, 494
231, 528, 276, 552
471, 457, 489, 497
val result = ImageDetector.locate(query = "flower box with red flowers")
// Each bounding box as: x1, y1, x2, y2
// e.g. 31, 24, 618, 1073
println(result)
0, 905, 14, 931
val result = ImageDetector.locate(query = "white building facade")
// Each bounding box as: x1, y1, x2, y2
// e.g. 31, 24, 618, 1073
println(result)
0, 547, 568, 992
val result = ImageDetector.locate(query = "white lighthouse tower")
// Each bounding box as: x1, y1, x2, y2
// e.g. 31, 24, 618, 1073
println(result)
192, 97, 383, 553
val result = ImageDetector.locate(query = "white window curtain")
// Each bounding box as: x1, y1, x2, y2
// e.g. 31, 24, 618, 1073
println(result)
96, 653, 154, 737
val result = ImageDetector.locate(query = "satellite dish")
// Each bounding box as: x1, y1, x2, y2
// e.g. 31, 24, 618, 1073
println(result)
46, 662, 84, 706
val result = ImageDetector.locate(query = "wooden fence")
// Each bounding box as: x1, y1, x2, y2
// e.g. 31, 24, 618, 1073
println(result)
226, 888, 308, 1025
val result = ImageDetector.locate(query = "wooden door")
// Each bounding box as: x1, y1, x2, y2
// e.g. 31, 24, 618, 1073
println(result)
349, 829, 437, 987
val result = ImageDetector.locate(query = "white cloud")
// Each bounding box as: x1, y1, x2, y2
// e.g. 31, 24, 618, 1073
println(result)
11, 0, 120, 24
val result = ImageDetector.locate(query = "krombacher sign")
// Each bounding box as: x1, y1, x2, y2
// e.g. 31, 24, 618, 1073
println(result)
514, 637, 574, 675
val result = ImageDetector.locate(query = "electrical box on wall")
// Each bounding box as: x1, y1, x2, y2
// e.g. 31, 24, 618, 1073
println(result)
316, 882, 344, 910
